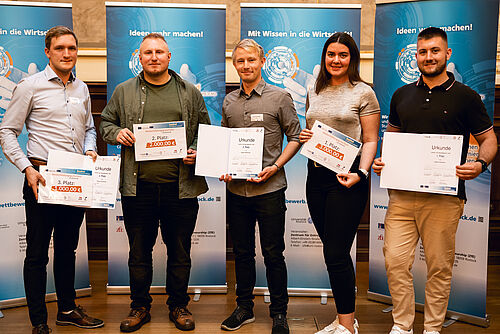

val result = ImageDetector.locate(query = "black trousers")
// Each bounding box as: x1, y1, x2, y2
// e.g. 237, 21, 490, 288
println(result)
305, 160, 368, 314
23, 175, 84, 326
121, 180, 199, 311
227, 189, 288, 317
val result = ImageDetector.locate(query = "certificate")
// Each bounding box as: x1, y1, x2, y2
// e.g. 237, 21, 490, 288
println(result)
133, 121, 187, 161
195, 124, 264, 179
380, 132, 463, 195
300, 120, 362, 174
38, 167, 93, 207
38, 150, 121, 208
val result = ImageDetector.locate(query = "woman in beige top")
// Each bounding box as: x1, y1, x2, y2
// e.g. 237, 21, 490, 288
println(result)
299, 33, 380, 334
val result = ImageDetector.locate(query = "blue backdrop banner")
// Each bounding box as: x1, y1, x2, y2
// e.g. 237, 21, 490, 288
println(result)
105, 2, 227, 293
240, 3, 361, 295
0, 1, 90, 308
369, 0, 498, 326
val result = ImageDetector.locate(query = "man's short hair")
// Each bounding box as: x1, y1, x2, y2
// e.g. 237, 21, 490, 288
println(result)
142, 32, 167, 44
232, 39, 264, 62
418, 27, 448, 43
45, 26, 78, 49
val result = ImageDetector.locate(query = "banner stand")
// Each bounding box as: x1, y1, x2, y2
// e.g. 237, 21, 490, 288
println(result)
367, 291, 490, 328
106, 285, 227, 295
0, 310, 3, 318
0, 288, 92, 309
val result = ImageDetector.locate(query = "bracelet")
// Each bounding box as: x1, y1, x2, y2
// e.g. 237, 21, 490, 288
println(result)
273, 163, 281, 170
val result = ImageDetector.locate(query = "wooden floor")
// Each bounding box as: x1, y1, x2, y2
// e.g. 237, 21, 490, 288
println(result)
1, 261, 499, 333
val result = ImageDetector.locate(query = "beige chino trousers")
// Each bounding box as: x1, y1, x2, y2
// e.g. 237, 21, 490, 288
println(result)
383, 190, 464, 332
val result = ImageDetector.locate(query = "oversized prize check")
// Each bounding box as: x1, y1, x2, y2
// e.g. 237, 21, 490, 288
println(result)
38, 151, 121, 208
300, 120, 362, 174
133, 121, 187, 161
195, 124, 264, 179
380, 132, 463, 195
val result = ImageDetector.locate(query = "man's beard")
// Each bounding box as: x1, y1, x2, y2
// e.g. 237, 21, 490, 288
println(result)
418, 60, 447, 78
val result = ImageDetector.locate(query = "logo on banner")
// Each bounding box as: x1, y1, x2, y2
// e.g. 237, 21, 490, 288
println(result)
263, 46, 299, 84
129, 48, 142, 76
395, 44, 420, 84
0, 46, 13, 77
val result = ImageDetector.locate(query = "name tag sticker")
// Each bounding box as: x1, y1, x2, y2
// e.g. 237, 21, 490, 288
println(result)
68, 97, 81, 104
251, 114, 263, 122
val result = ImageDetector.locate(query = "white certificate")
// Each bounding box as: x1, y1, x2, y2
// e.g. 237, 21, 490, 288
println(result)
300, 120, 362, 174
380, 132, 463, 195
38, 167, 93, 207
133, 121, 187, 161
39, 150, 121, 208
195, 124, 264, 179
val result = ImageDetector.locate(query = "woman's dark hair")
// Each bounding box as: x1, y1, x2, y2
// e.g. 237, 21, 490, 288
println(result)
315, 32, 367, 94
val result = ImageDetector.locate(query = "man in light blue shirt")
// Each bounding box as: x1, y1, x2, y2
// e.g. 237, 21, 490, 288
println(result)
0, 26, 103, 334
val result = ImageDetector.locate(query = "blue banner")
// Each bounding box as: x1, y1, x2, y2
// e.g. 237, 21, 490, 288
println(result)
369, 0, 498, 325
241, 3, 361, 294
105, 3, 227, 293
0, 2, 90, 308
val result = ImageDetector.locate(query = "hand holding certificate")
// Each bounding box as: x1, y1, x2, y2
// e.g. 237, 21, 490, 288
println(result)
38, 150, 121, 208
300, 120, 362, 174
195, 124, 264, 179
380, 132, 463, 195
133, 121, 187, 161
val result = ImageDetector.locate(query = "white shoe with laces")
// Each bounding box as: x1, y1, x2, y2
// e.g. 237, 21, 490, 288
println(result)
423, 331, 439, 334
333, 323, 359, 334
389, 325, 413, 334
315, 318, 359, 334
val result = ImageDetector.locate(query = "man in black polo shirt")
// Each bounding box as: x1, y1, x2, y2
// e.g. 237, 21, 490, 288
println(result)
373, 27, 497, 334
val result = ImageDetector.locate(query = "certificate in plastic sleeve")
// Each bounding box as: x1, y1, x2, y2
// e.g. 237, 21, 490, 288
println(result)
300, 120, 362, 174
38, 167, 93, 207
380, 132, 463, 195
133, 121, 187, 161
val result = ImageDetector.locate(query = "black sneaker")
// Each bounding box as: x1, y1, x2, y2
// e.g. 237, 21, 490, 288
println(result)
221, 306, 255, 331
32, 324, 51, 334
271, 314, 289, 334
56, 305, 104, 329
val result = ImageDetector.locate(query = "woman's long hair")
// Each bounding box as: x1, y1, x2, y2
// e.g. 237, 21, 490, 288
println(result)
315, 32, 368, 94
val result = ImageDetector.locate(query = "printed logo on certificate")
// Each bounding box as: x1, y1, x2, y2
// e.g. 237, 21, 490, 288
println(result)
133, 121, 187, 161
300, 120, 362, 174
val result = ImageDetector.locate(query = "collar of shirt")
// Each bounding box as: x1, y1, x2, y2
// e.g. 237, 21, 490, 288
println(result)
44, 64, 75, 83
238, 78, 266, 97
416, 71, 455, 91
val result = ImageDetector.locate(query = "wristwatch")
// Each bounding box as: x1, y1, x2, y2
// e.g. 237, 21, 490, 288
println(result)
476, 159, 488, 173
356, 168, 369, 180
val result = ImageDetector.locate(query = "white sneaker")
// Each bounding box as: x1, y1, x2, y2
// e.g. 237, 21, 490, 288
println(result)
316, 318, 359, 334
389, 325, 413, 334
423, 331, 439, 334
333, 323, 358, 334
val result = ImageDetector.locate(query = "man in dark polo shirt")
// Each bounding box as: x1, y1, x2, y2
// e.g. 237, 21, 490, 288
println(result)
219, 39, 301, 334
100, 33, 210, 332
373, 27, 497, 334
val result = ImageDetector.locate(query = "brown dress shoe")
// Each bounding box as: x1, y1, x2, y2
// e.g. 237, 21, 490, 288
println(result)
169, 306, 195, 331
56, 305, 104, 328
120, 307, 151, 332
32, 324, 51, 334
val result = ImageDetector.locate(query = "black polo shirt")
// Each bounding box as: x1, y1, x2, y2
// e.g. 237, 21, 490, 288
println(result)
388, 72, 493, 199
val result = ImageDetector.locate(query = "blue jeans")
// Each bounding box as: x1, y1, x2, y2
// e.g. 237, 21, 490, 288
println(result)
227, 189, 288, 317
121, 180, 199, 310
23, 174, 84, 326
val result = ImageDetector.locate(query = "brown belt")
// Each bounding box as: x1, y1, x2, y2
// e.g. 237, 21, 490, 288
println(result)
29, 157, 47, 166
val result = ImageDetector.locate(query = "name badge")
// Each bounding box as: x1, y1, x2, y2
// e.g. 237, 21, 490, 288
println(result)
251, 114, 263, 122
68, 97, 81, 104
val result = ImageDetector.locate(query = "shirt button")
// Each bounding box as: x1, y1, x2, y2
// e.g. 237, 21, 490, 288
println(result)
429, 91, 432, 94
426, 99, 429, 102
133, 172, 137, 176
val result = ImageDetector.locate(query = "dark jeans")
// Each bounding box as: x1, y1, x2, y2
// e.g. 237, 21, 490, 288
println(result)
305, 159, 368, 314
22, 175, 84, 326
121, 180, 199, 311
227, 189, 288, 317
